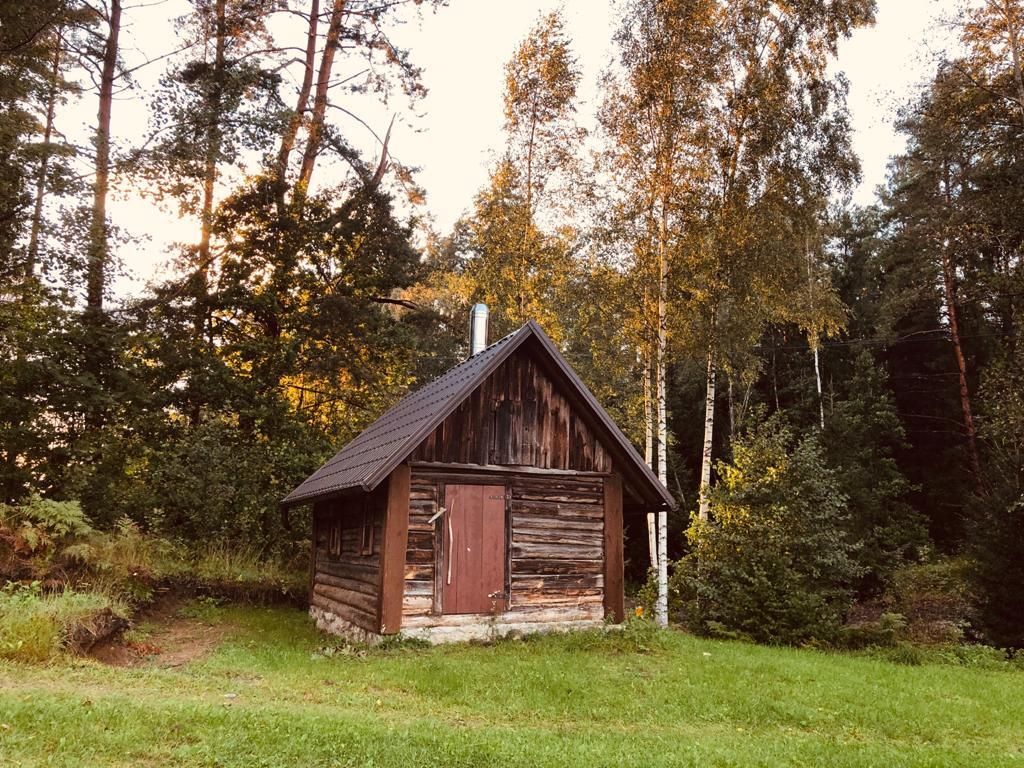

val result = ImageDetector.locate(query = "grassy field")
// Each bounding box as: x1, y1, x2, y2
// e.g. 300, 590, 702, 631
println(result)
0, 604, 1022, 767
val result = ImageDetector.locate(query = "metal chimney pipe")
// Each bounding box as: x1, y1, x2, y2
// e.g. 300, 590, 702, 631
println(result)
469, 304, 489, 357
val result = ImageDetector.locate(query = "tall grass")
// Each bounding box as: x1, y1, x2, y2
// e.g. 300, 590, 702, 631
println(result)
193, 543, 308, 597
0, 582, 128, 663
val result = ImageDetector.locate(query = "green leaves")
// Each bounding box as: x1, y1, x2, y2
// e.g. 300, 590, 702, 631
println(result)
680, 415, 861, 645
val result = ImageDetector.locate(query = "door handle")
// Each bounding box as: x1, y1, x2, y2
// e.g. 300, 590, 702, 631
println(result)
446, 501, 454, 585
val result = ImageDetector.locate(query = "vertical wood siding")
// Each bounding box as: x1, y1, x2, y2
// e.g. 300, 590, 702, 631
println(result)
410, 350, 612, 472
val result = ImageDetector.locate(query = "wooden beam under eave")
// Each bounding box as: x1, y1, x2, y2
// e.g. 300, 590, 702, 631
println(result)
378, 463, 411, 634
603, 475, 624, 623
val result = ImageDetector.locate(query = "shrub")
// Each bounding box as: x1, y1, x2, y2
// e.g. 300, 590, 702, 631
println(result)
886, 559, 972, 645
0, 497, 95, 580
677, 416, 862, 645
840, 611, 908, 649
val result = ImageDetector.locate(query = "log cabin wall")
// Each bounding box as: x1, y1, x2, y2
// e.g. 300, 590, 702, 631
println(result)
401, 468, 606, 628
311, 487, 386, 634
508, 473, 604, 617
402, 474, 439, 622
409, 350, 612, 473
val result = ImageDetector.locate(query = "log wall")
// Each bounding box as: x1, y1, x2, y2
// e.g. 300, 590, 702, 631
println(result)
402, 468, 606, 628
311, 487, 386, 634
402, 474, 440, 621
508, 474, 605, 613
409, 351, 612, 472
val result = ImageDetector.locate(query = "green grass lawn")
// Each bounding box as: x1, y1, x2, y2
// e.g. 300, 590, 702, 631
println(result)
1, 604, 1022, 767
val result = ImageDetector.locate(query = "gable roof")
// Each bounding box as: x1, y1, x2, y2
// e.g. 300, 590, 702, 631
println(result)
281, 321, 675, 510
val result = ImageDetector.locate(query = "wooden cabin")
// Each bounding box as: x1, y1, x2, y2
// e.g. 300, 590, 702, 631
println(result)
281, 316, 675, 643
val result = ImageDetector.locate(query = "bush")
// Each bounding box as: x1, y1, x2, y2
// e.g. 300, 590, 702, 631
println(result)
677, 416, 862, 645
886, 559, 972, 645
840, 611, 908, 649
0, 582, 128, 663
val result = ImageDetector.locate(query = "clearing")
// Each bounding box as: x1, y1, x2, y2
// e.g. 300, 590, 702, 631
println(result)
0, 603, 1022, 767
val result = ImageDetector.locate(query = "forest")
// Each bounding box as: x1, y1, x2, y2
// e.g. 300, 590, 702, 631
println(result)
1, 0, 1023, 657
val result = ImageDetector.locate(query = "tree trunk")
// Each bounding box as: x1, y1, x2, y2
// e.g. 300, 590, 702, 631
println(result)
727, 374, 735, 439
86, 0, 121, 317
654, 200, 669, 628
805, 235, 826, 428
195, 0, 227, 337
27, 30, 62, 277
698, 347, 716, 522
642, 346, 657, 573
941, 161, 983, 493
812, 344, 825, 429
942, 247, 984, 492
275, 0, 319, 201
298, 0, 346, 191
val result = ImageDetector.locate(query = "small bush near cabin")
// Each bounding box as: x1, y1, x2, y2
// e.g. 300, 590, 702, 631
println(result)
677, 416, 861, 645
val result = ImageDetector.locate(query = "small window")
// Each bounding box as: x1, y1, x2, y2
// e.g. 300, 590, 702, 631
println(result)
329, 520, 342, 557
359, 507, 374, 556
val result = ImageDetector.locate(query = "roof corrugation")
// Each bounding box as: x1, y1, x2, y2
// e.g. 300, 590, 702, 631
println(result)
280, 326, 528, 507
281, 321, 675, 509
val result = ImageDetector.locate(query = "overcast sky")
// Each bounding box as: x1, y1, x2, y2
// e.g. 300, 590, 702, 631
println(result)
104, 0, 957, 295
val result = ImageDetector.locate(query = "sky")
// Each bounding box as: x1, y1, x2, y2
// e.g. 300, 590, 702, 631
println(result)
103, 0, 958, 295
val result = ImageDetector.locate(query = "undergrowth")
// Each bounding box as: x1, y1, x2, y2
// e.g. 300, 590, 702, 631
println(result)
0, 582, 128, 663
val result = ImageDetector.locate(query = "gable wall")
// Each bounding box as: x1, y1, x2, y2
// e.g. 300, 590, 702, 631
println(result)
409, 349, 612, 472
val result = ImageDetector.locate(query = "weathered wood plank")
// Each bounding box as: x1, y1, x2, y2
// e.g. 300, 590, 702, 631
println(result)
403, 580, 433, 597
313, 583, 378, 617
401, 604, 603, 628
511, 516, 604, 533
512, 531, 603, 547
511, 558, 603, 575
508, 500, 602, 516
404, 563, 432, 581
510, 574, 604, 590
511, 594, 604, 608
310, 593, 378, 633
510, 542, 603, 560
378, 464, 411, 635
604, 475, 624, 623
314, 572, 378, 597
315, 557, 380, 586
509, 477, 603, 493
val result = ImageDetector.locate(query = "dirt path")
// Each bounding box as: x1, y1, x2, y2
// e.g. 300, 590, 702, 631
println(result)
91, 598, 233, 668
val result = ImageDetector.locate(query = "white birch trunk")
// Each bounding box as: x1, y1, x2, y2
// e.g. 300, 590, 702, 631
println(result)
806, 236, 825, 429
641, 346, 658, 574
654, 205, 669, 628
698, 349, 716, 522
813, 345, 825, 429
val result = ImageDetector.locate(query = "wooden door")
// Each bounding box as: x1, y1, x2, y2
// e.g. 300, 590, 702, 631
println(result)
442, 484, 506, 614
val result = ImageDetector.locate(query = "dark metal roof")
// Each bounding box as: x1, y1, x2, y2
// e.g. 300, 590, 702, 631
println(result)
281, 321, 675, 509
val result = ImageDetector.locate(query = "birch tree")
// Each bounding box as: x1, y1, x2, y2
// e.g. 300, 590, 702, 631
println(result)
600, 0, 724, 625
